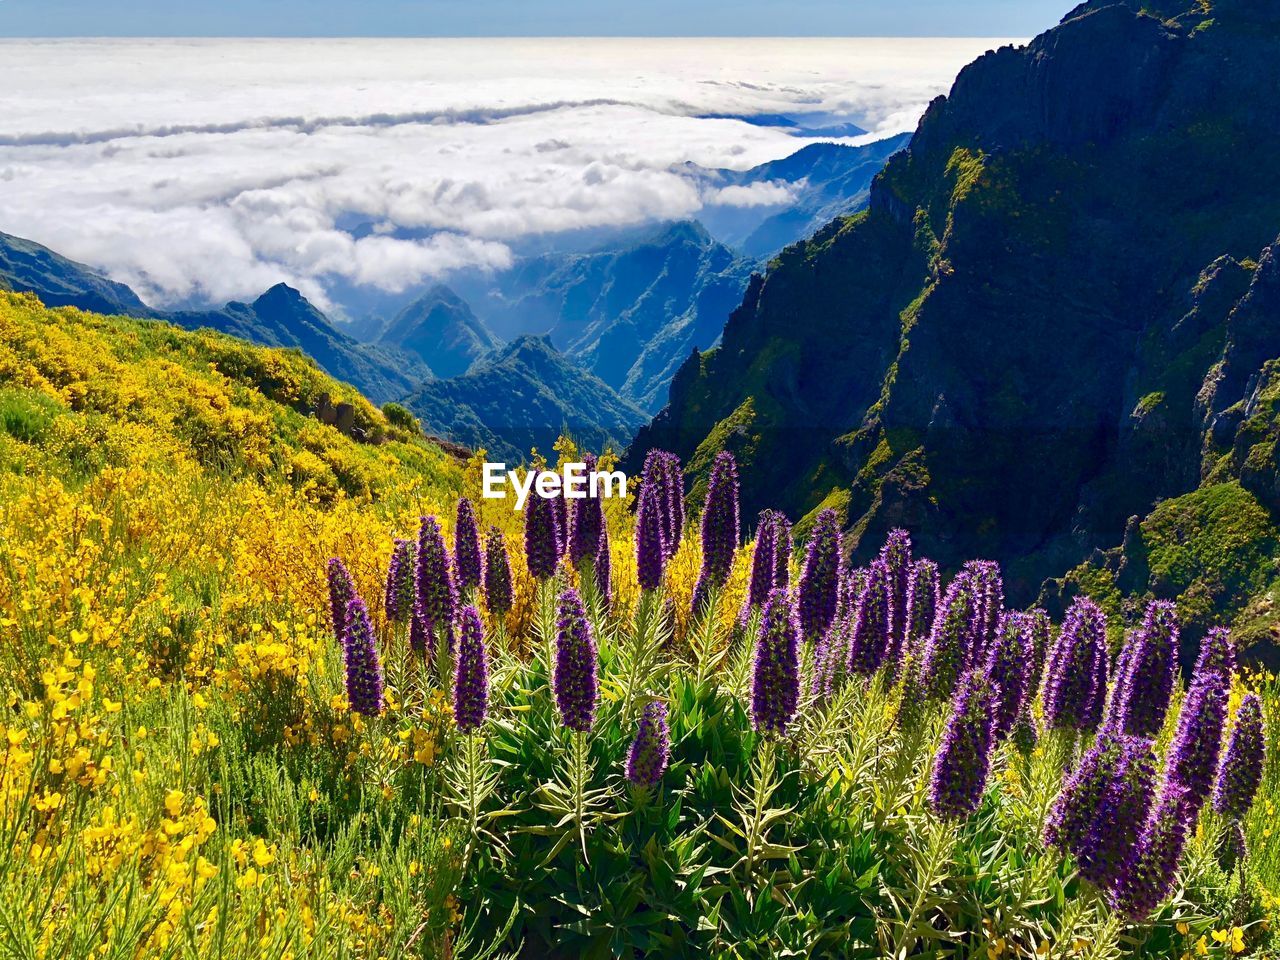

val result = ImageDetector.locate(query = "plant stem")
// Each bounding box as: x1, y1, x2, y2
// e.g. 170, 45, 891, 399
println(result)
573, 730, 589, 861
891, 818, 952, 960
743, 739, 776, 885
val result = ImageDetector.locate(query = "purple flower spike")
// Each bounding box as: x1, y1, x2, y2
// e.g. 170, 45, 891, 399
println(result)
1022, 608, 1052, 700
920, 571, 977, 699
984, 611, 1033, 742
327, 558, 356, 645
636, 479, 667, 592
1045, 732, 1157, 891
1112, 785, 1192, 919
453, 606, 489, 733
552, 488, 569, 561
1165, 663, 1230, 824
1042, 597, 1109, 732
692, 451, 740, 612
626, 701, 671, 787
343, 596, 384, 716
1213, 693, 1265, 821
416, 516, 458, 634
569, 453, 605, 567
750, 588, 801, 738
454, 498, 483, 593
747, 511, 780, 611
963, 560, 1004, 663
553, 588, 599, 733
594, 523, 613, 608
524, 491, 561, 581
879, 529, 913, 669
659, 452, 685, 560
483, 527, 513, 616
811, 609, 852, 700
905, 559, 939, 657
929, 670, 999, 819
772, 513, 792, 590
798, 509, 842, 644
383, 539, 415, 624
848, 559, 891, 676
1111, 600, 1179, 738
1195, 626, 1237, 678
409, 610, 429, 655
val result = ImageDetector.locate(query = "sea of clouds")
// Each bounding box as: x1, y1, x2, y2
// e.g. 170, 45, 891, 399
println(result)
0, 38, 1010, 311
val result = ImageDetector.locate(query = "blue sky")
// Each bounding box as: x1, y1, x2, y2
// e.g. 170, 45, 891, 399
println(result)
0, 0, 1066, 38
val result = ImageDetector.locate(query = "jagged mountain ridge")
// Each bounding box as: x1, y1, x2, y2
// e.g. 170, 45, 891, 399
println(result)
400, 334, 648, 464
629, 0, 1280, 645
693, 133, 913, 257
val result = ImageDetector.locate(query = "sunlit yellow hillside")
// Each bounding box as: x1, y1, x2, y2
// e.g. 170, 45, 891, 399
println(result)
0, 291, 491, 952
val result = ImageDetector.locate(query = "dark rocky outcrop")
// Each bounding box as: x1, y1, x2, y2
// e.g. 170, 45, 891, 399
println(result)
630, 0, 1280, 624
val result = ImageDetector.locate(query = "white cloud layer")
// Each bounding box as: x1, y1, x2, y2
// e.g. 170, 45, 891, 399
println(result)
0, 37, 1011, 310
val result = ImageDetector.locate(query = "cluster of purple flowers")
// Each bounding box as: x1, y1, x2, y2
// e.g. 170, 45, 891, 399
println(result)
920, 570, 979, 699
484, 527, 513, 616
340, 479, 1268, 928
798, 509, 842, 644
1107, 600, 1178, 738
642, 450, 685, 562
569, 453, 606, 568
985, 611, 1033, 742
453, 605, 490, 732
524, 489, 562, 582
383, 538, 414, 624
327, 558, 384, 716
415, 515, 459, 658
1038, 611, 1262, 918
342, 595, 385, 716
1042, 597, 1109, 732
626, 700, 671, 787
905, 559, 940, 657
454, 498, 483, 594
848, 560, 891, 676
879, 530, 913, 673
692, 451, 740, 615
636, 478, 668, 592
746, 510, 790, 613
750, 588, 801, 738
554, 587, 600, 733
929, 670, 999, 818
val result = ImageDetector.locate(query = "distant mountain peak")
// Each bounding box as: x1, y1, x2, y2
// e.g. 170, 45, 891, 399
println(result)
380, 284, 499, 379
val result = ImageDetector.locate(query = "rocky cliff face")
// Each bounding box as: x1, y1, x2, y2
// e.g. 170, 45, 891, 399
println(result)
630, 0, 1280, 616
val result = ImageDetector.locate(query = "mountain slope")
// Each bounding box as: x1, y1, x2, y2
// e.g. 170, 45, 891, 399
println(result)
629, 0, 1280, 642
400, 335, 647, 463
475, 221, 755, 412
377, 284, 500, 378
162, 284, 431, 405
0, 231, 153, 317
694, 133, 913, 257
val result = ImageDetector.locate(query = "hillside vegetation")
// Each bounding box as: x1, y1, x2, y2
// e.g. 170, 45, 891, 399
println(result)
1, 292, 1279, 958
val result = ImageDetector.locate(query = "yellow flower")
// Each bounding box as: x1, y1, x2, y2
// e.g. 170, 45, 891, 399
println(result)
251, 838, 274, 868
164, 789, 184, 816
